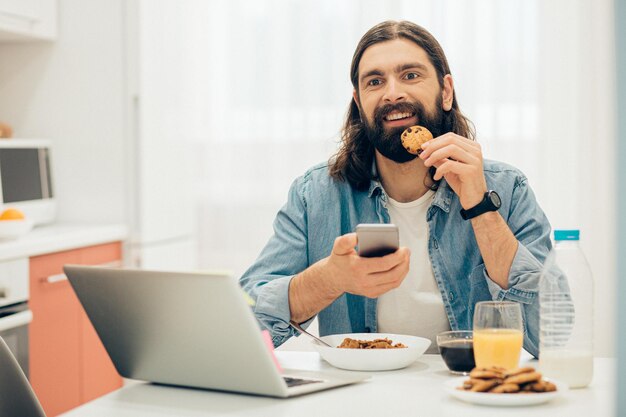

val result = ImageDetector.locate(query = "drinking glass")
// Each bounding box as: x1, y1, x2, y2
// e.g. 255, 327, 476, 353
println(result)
437, 330, 475, 375
473, 301, 523, 370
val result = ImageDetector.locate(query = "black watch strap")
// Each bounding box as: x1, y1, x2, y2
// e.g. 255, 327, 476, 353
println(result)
460, 190, 501, 220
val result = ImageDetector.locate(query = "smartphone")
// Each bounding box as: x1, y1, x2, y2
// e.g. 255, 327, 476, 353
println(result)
356, 223, 399, 257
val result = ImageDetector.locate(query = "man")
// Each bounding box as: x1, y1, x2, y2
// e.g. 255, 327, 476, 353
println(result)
240, 20, 559, 357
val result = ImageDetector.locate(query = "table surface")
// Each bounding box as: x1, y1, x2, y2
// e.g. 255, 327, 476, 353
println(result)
60, 352, 615, 417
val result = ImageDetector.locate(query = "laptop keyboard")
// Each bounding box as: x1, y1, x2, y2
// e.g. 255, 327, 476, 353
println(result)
283, 376, 323, 387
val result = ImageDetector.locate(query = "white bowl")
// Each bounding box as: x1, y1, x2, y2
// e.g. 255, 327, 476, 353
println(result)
0, 219, 34, 240
313, 333, 431, 371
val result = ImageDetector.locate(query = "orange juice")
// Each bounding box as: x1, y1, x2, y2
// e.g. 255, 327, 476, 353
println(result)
473, 328, 523, 369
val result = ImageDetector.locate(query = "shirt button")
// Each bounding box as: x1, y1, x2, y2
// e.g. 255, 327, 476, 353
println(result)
433, 239, 439, 249
449, 291, 455, 301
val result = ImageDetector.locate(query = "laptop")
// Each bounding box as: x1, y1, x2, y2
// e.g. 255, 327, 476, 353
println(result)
63, 265, 368, 397
0, 336, 47, 417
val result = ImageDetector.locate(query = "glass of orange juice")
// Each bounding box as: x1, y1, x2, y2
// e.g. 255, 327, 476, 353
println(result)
473, 301, 523, 370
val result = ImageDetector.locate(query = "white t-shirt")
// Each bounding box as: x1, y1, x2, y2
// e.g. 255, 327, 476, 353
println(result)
377, 190, 450, 353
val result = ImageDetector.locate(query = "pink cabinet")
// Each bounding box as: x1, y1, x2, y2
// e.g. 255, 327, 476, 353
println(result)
29, 242, 123, 417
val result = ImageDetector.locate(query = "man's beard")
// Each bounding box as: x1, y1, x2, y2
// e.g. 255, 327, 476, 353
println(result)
362, 97, 446, 163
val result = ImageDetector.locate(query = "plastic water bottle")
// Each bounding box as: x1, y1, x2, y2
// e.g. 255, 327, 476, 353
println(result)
539, 230, 593, 388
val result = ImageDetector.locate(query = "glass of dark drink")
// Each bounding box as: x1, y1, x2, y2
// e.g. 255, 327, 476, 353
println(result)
437, 330, 475, 375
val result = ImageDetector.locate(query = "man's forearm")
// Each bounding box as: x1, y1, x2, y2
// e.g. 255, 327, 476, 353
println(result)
470, 211, 518, 289
288, 258, 343, 323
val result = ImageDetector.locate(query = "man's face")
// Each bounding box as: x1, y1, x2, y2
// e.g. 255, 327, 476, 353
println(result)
354, 38, 453, 163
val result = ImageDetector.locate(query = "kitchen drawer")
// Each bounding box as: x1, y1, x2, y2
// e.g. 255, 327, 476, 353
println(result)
79, 242, 122, 266
30, 249, 81, 287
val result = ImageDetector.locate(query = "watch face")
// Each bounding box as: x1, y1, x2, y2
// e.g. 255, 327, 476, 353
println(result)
489, 191, 502, 208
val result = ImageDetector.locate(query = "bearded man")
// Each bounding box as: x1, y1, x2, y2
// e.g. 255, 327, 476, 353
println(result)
240, 20, 566, 357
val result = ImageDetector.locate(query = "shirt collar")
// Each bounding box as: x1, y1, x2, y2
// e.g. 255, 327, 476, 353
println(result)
367, 161, 384, 198
431, 180, 453, 213
367, 160, 453, 213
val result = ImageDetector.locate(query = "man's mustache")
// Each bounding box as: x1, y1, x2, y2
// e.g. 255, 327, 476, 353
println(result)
374, 102, 422, 124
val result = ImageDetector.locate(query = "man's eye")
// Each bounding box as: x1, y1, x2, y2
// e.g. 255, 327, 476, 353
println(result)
368, 79, 382, 86
406, 72, 419, 80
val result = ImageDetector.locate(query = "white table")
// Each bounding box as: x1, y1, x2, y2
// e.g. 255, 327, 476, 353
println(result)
61, 353, 615, 417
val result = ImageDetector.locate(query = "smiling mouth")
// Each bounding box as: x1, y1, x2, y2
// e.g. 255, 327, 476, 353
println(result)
384, 111, 416, 122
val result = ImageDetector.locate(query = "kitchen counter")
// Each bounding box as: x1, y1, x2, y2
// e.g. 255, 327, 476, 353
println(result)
0, 223, 128, 262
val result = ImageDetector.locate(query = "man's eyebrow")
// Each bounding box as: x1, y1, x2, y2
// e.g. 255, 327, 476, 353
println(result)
396, 62, 429, 73
359, 69, 383, 84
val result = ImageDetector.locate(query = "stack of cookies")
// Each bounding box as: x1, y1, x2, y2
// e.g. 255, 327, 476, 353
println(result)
459, 366, 557, 394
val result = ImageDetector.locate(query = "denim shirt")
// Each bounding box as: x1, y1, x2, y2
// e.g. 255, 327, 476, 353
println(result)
239, 159, 558, 358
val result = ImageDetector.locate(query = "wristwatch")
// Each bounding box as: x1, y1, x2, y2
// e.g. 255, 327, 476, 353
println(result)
460, 190, 501, 220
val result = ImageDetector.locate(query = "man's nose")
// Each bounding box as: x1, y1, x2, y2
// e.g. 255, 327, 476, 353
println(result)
382, 79, 407, 103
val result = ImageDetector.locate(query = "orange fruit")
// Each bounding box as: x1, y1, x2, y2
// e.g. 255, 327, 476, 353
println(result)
0, 208, 25, 221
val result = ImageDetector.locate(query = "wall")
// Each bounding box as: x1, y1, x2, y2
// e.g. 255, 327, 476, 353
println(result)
535, 0, 616, 357
616, 0, 625, 413
574, 0, 617, 359
0, 0, 127, 224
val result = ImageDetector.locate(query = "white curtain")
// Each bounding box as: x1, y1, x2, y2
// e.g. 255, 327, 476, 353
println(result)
158, 0, 616, 354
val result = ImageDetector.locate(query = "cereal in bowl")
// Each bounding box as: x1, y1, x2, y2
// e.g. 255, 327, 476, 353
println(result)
337, 337, 407, 349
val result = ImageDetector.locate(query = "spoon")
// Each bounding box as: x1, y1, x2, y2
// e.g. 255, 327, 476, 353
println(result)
288, 320, 333, 348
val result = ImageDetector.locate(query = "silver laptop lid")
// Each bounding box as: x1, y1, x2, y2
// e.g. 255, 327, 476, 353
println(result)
0, 336, 46, 417
64, 266, 287, 396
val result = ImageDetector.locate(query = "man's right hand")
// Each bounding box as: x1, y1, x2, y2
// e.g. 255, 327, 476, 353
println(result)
323, 232, 410, 299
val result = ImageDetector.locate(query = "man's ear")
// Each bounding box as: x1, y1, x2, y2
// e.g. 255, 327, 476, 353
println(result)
442, 75, 454, 111
352, 89, 361, 111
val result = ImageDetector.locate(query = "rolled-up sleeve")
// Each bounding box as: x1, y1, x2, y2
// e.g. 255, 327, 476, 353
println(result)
485, 243, 544, 304
239, 176, 310, 347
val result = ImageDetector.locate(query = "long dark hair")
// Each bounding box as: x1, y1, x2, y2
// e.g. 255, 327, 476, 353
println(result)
329, 20, 475, 191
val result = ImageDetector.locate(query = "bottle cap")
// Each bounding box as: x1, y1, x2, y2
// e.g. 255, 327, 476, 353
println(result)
554, 230, 580, 241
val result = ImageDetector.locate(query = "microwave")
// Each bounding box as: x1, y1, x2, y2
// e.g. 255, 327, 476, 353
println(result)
0, 139, 56, 225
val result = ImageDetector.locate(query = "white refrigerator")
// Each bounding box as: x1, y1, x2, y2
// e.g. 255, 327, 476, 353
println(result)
124, 0, 199, 271
126, 139, 198, 271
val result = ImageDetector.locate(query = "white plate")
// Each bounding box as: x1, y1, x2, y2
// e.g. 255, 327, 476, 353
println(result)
312, 333, 430, 371
0, 219, 34, 240
444, 377, 566, 406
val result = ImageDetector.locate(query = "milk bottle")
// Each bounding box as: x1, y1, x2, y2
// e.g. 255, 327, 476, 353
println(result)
539, 230, 593, 388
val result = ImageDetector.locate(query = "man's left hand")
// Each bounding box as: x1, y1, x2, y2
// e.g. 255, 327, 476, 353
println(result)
419, 132, 487, 209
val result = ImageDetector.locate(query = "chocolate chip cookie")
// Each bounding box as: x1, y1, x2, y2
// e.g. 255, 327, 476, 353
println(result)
401, 125, 433, 155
